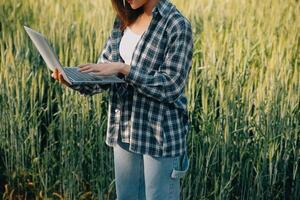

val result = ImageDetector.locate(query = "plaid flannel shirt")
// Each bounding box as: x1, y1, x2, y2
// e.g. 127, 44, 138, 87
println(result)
71, 0, 193, 157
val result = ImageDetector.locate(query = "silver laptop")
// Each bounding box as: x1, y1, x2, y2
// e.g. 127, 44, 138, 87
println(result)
24, 26, 125, 85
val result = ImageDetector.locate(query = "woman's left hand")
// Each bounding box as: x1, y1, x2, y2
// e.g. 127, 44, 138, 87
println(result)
78, 62, 127, 76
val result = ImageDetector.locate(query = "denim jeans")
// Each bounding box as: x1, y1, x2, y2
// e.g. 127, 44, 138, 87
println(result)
113, 134, 189, 200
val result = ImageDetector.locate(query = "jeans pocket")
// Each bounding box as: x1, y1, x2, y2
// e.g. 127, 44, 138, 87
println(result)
171, 152, 189, 179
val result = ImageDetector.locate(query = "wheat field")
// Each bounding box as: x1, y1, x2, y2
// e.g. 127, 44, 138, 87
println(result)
0, 0, 299, 199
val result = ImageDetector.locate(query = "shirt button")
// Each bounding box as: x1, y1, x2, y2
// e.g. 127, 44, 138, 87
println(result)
115, 109, 120, 113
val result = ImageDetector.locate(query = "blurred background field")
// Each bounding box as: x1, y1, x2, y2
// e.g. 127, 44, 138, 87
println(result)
0, 0, 299, 199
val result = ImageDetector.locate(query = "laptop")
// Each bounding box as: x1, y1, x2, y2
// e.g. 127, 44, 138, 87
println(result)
24, 26, 125, 85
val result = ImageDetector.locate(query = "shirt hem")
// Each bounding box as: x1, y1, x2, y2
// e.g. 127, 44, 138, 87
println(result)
105, 138, 186, 158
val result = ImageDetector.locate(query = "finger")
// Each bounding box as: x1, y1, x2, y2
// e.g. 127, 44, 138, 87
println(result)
56, 69, 61, 80
54, 69, 58, 78
93, 72, 108, 76
78, 63, 89, 68
79, 66, 92, 72
81, 68, 97, 73
51, 73, 57, 79
52, 70, 56, 79
59, 76, 66, 85
58, 74, 63, 82
78, 63, 92, 68
52, 72, 58, 80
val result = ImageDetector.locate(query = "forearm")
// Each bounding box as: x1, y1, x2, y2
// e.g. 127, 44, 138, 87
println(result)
123, 65, 185, 103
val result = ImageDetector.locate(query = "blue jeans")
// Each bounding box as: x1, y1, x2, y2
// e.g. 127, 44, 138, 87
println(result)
113, 134, 189, 200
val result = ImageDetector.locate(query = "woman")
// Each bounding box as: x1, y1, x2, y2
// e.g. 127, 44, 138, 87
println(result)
52, 0, 193, 199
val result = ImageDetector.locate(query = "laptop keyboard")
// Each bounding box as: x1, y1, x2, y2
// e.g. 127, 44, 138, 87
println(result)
64, 67, 96, 82
63, 67, 125, 84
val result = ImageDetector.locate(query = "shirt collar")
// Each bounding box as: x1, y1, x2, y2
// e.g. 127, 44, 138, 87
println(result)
152, 0, 172, 17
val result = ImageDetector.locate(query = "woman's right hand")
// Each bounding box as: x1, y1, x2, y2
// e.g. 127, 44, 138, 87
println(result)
51, 69, 70, 87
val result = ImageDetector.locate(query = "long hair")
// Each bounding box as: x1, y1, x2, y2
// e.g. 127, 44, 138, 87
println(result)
111, 0, 144, 30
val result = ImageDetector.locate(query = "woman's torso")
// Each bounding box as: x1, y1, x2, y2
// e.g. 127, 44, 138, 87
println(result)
102, 0, 193, 157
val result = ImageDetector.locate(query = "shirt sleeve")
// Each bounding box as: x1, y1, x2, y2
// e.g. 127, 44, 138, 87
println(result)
69, 83, 111, 96
124, 19, 193, 104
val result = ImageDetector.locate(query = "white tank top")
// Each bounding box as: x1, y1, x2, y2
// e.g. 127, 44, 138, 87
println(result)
119, 27, 143, 65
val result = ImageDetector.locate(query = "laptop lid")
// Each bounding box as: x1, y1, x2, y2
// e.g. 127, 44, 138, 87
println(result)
24, 26, 71, 84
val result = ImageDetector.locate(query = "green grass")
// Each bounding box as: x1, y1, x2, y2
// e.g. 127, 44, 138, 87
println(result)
0, 0, 299, 199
